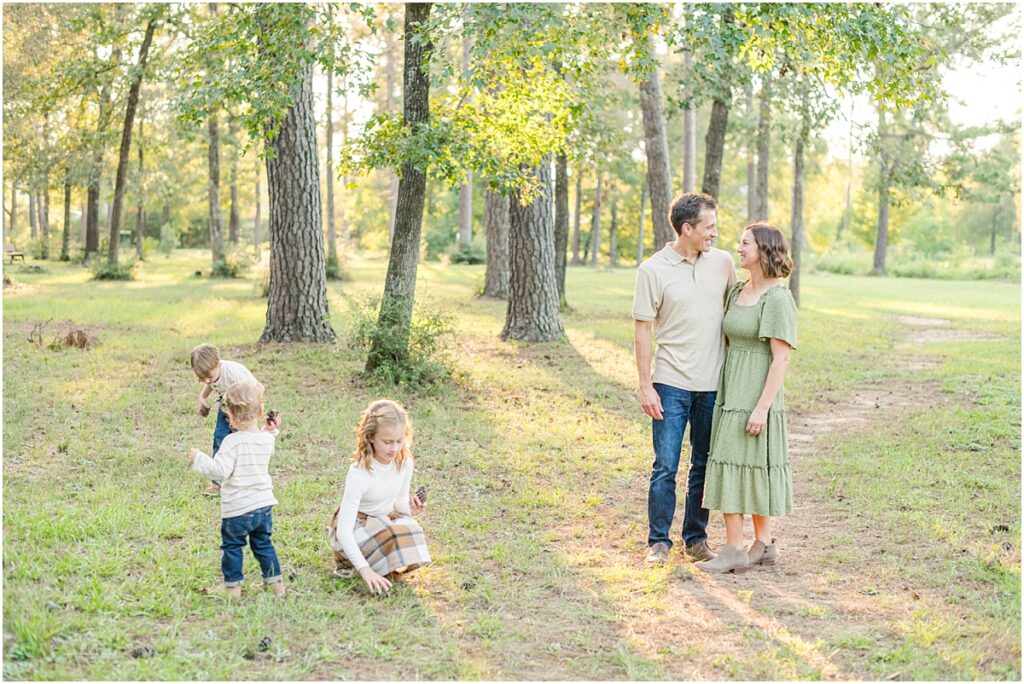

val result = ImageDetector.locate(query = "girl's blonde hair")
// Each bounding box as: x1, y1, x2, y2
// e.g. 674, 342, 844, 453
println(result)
353, 399, 412, 472
222, 380, 265, 428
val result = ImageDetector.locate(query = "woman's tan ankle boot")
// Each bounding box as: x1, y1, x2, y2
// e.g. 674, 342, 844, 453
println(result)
695, 544, 749, 574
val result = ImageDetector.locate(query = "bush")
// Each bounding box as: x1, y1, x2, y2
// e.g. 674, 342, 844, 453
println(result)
326, 251, 351, 281
447, 238, 486, 265
813, 251, 872, 276
211, 246, 252, 278
91, 259, 138, 281
158, 221, 179, 257
350, 295, 455, 387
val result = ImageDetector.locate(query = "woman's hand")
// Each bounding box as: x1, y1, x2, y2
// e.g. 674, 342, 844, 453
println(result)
746, 406, 769, 436
410, 494, 425, 516
358, 567, 392, 595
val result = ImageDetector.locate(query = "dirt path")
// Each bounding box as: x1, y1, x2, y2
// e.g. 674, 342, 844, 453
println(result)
548, 315, 995, 680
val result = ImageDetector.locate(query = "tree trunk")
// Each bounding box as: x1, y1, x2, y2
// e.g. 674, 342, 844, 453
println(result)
7, 180, 16, 241
789, 113, 809, 307
589, 172, 603, 267
325, 61, 338, 270
29, 192, 37, 241
340, 83, 350, 244
702, 98, 729, 200
207, 113, 225, 270
872, 108, 889, 277
385, 19, 400, 243
254, 160, 262, 260
745, 84, 756, 223
554, 153, 569, 305
571, 170, 582, 265
135, 115, 145, 261
457, 36, 473, 248
637, 176, 647, 264
483, 188, 510, 299
753, 73, 772, 222
609, 182, 619, 267
259, 30, 335, 343
41, 185, 51, 259
61, 173, 71, 261
638, 53, 674, 248
990, 205, 1000, 255
228, 119, 240, 245
366, 2, 431, 368
108, 16, 157, 264
501, 159, 564, 342
682, 51, 697, 193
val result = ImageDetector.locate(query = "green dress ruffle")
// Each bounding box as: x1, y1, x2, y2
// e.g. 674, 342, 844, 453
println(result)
703, 282, 798, 516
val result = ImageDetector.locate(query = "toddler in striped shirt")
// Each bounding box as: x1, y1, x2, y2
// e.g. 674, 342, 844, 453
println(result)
187, 380, 284, 598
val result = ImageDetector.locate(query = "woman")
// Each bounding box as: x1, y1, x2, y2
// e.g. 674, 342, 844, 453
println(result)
697, 224, 797, 574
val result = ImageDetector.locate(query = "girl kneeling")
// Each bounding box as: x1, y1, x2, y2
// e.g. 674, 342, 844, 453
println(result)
329, 399, 430, 594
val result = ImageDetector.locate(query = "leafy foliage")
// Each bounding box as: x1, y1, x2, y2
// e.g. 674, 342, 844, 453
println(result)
350, 295, 455, 387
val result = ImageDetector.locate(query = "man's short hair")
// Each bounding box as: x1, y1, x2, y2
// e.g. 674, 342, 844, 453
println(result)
669, 193, 718, 235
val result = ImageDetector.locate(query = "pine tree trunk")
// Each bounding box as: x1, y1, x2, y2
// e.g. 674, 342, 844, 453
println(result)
753, 73, 772, 222
637, 53, 674, 249
637, 176, 647, 264
571, 171, 582, 265
228, 120, 240, 245
325, 62, 338, 270
207, 113, 225, 270
60, 173, 71, 261
7, 180, 16, 240
501, 159, 564, 342
589, 172, 603, 267
609, 184, 619, 267
483, 188, 510, 299
40, 186, 50, 259
682, 51, 697, 193
29, 192, 37, 241
259, 29, 335, 343
702, 98, 729, 200
554, 153, 569, 305
367, 2, 431, 368
385, 19, 400, 243
789, 117, 808, 307
990, 205, 999, 255
457, 37, 473, 248
80, 202, 87, 248
872, 108, 889, 277
135, 116, 145, 261
108, 16, 157, 265
745, 85, 756, 223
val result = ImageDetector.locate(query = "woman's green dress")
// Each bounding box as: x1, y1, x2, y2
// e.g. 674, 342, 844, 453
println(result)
703, 282, 798, 516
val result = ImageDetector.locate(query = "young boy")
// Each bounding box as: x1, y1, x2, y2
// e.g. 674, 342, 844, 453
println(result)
188, 380, 285, 597
190, 343, 258, 495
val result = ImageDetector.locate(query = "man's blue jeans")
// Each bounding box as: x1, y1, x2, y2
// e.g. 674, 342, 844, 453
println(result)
648, 383, 716, 550
221, 506, 282, 586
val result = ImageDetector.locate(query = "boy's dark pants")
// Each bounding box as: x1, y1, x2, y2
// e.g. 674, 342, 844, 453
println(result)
210, 404, 235, 486
220, 506, 281, 587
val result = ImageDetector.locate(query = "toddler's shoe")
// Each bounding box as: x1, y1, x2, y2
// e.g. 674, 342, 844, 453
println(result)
202, 583, 241, 598
267, 581, 286, 597
204, 483, 221, 496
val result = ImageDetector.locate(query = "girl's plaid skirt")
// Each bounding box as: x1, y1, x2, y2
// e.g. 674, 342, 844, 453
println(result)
329, 507, 431, 576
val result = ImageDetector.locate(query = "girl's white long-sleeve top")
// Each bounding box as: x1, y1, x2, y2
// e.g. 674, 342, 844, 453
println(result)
334, 458, 413, 571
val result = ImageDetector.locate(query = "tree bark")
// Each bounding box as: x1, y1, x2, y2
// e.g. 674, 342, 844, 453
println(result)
872, 107, 889, 277
637, 176, 647, 264
228, 119, 240, 245
40, 185, 49, 259
589, 172, 603, 267
325, 61, 338, 270
483, 188, 510, 299
457, 36, 473, 248
61, 173, 71, 261
745, 84, 756, 223
135, 115, 145, 261
753, 73, 772, 222
260, 31, 335, 342
638, 53, 674, 248
789, 112, 809, 307
108, 16, 157, 264
501, 159, 564, 342
29, 192, 37, 241
254, 160, 262, 260
702, 98, 729, 200
367, 2, 431, 368
682, 51, 697, 193
570, 170, 582, 265
207, 113, 225, 270
990, 205, 1000, 255
7, 180, 16, 241
609, 182, 619, 267
554, 153, 569, 305
385, 17, 400, 242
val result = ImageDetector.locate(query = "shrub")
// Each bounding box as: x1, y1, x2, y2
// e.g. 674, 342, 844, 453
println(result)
158, 221, 179, 257
211, 246, 252, 278
813, 251, 871, 276
91, 259, 138, 281
350, 295, 455, 387
326, 251, 351, 281
447, 238, 486, 265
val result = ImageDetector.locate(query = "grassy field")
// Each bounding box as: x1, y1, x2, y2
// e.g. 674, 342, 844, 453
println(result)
3, 249, 1020, 680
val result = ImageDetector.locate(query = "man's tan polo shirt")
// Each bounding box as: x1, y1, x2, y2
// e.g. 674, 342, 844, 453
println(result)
633, 244, 736, 391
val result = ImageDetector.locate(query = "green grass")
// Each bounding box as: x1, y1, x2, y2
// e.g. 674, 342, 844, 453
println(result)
3, 251, 1020, 679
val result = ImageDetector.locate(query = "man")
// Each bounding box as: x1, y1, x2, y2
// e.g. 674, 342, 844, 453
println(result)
632, 192, 736, 565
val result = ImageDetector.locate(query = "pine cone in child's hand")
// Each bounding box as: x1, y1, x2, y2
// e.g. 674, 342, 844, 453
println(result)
266, 410, 279, 427
415, 486, 427, 503
199, 405, 210, 417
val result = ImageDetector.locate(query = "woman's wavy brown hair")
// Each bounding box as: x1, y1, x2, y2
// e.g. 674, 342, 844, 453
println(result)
746, 223, 793, 278
352, 399, 413, 473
